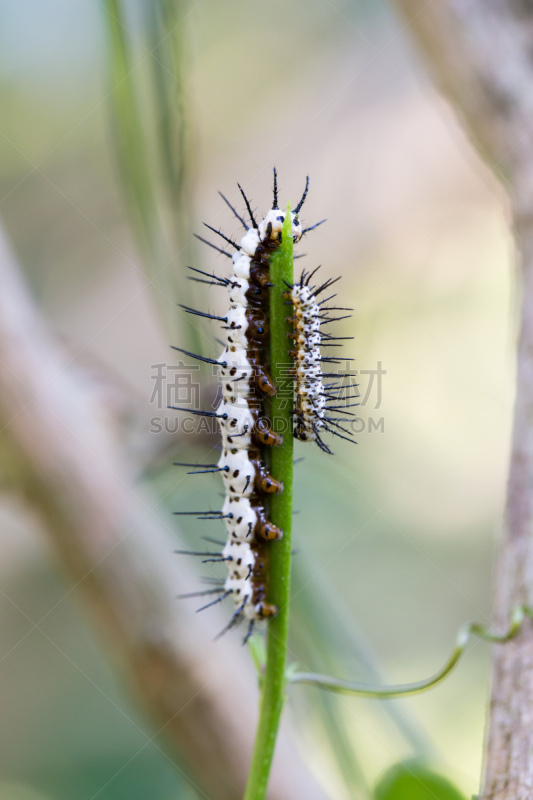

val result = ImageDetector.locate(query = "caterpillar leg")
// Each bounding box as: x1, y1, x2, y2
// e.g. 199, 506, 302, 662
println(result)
255, 602, 278, 619
254, 417, 283, 447
256, 517, 283, 541
249, 262, 272, 288
248, 454, 283, 493
257, 467, 283, 494
255, 366, 277, 396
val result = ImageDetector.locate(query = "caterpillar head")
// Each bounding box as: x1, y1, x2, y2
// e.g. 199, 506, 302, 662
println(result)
259, 209, 303, 244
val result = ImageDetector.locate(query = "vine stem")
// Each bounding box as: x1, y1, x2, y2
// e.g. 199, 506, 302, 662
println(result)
243, 206, 295, 800
289, 606, 533, 698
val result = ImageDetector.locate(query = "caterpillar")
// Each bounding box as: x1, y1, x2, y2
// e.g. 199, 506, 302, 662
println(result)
173, 170, 310, 641
284, 270, 359, 454
173, 171, 355, 640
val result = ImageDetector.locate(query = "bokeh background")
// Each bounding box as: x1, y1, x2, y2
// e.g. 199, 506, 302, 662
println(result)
0, 0, 514, 798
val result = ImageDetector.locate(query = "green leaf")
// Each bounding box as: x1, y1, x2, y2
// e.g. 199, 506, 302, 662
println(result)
374, 762, 467, 800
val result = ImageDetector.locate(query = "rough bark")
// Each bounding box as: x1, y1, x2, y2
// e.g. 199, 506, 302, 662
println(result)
0, 226, 328, 800
391, 2, 533, 797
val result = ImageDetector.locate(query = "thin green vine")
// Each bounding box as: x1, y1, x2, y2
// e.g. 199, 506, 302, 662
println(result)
290, 605, 533, 698
243, 206, 294, 800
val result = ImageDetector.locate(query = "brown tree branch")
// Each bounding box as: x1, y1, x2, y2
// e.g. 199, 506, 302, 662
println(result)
391, 2, 533, 797
0, 225, 328, 800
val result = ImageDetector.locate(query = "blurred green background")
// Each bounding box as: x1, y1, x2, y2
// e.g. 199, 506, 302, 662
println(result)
0, 0, 513, 798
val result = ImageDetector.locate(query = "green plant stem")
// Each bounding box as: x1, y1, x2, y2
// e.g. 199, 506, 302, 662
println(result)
243, 207, 294, 800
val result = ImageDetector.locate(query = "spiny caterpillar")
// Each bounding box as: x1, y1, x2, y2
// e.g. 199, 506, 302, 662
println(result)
285, 270, 358, 454
172, 170, 355, 640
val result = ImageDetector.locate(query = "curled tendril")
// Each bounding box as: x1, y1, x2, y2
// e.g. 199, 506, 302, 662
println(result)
289, 606, 533, 698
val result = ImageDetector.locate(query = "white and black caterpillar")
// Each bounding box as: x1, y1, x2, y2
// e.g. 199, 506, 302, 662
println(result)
285, 270, 359, 454
173, 171, 311, 640
173, 171, 355, 640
